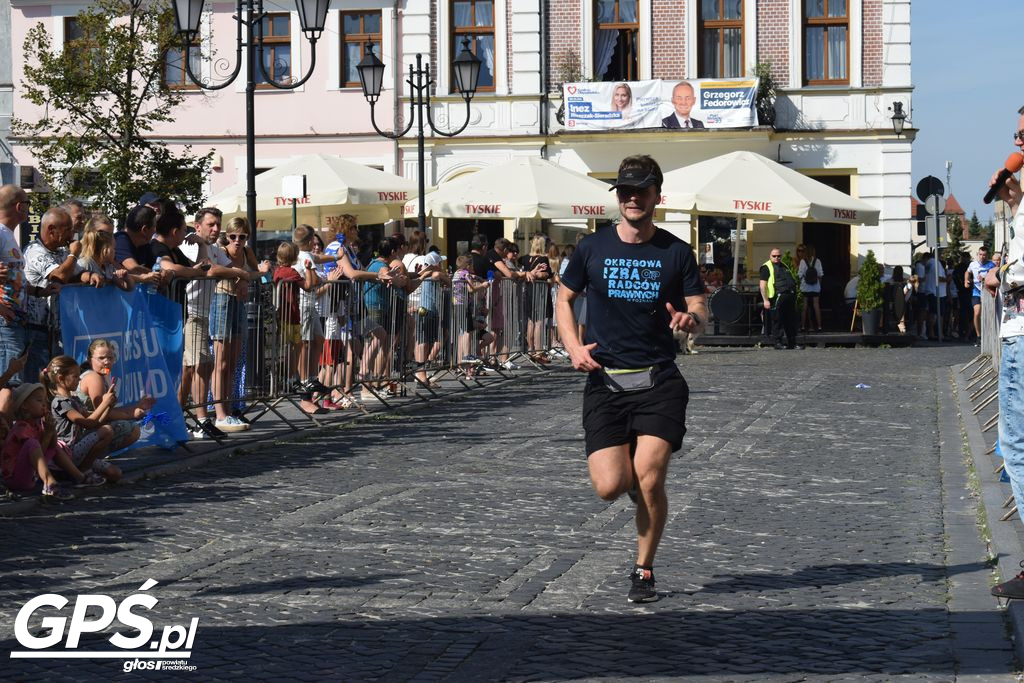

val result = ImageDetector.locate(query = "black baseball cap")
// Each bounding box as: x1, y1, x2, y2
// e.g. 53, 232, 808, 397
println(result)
609, 167, 659, 191
139, 191, 162, 205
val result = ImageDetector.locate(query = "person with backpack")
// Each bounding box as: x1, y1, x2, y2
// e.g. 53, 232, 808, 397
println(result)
797, 243, 824, 332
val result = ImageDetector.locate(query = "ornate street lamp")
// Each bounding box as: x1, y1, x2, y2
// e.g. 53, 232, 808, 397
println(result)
890, 101, 907, 138
171, 0, 329, 231
357, 39, 482, 233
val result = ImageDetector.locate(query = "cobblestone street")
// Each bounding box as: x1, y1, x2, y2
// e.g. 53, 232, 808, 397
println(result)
0, 345, 1015, 681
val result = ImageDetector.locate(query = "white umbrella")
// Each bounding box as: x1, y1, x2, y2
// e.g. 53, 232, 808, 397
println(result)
207, 154, 418, 229
659, 150, 881, 283
405, 157, 621, 220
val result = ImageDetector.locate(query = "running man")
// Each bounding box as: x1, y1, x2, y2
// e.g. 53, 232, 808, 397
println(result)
556, 154, 707, 603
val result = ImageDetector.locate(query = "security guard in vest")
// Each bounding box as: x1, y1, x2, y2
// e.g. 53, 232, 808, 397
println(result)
759, 248, 801, 349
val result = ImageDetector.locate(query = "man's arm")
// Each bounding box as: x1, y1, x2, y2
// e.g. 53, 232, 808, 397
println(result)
556, 284, 601, 372
46, 254, 79, 284
759, 279, 770, 309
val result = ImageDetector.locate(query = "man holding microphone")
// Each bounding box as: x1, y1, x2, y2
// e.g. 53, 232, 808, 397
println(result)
985, 107, 1024, 599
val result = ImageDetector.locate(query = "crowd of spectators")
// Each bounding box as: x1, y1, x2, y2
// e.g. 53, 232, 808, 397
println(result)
0, 184, 575, 499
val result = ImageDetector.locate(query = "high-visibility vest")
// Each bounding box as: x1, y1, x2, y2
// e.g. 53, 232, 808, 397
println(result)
762, 259, 776, 299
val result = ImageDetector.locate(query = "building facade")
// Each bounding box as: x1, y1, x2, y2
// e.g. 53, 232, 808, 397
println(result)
9, 0, 913, 285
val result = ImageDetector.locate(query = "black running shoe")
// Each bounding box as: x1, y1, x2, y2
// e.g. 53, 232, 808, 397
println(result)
992, 562, 1024, 599
301, 378, 331, 395
628, 566, 658, 603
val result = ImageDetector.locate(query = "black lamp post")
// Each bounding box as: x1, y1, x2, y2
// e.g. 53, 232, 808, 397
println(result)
890, 101, 907, 138
171, 0, 329, 231
356, 39, 482, 233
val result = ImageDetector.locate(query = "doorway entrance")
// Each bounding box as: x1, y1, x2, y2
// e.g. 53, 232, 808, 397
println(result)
802, 175, 852, 330
446, 219, 504, 263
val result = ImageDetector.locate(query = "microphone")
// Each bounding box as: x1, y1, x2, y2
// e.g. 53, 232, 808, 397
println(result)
983, 152, 1024, 204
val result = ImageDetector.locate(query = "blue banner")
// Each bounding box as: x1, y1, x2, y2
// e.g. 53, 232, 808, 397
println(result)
59, 286, 190, 450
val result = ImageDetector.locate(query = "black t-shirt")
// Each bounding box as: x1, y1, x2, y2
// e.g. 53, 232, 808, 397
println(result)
470, 251, 491, 280
150, 240, 194, 304
114, 230, 156, 269
150, 240, 193, 269
519, 254, 550, 275
484, 249, 505, 277
759, 262, 796, 295
561, 227, 703, 368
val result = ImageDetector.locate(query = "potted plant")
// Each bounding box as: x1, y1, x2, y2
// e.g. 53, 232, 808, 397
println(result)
857, 250, 884, 335
752, 60, 777, 127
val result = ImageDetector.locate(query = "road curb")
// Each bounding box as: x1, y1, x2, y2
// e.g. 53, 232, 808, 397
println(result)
0, 366, 566, 517
953, 359, 1024, 664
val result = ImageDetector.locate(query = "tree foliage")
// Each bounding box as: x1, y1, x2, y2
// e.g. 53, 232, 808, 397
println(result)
13, 0, 210, 219
968, 211, 983, 239
946, 213, 964, 256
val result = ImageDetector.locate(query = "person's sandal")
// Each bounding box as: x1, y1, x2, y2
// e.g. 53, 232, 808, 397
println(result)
42, 483, 74, 501
76, 471, 107, 488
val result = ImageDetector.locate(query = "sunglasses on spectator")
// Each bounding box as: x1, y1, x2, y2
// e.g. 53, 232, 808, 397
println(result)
1014, 130, 1024, 141
226, 234, 248, 242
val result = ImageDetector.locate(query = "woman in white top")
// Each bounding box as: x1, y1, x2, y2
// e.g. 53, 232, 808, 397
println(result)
797, 244, 824, 332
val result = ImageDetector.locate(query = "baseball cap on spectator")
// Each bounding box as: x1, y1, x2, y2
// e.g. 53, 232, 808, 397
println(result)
139, 191, 162, 206
423, 251, 443, 268
11, 383, 44, 414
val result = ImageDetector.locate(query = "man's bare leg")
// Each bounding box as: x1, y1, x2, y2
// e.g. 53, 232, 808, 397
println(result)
632, 434, 672, 567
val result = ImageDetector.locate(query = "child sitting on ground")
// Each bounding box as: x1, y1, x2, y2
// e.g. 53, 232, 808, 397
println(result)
77, 339, 154, 451
1, 383, 105, 500
42, 355, 124, 483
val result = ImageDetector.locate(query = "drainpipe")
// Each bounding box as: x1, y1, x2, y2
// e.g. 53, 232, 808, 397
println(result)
538, 0, 549, 153
393, 1, 402, 182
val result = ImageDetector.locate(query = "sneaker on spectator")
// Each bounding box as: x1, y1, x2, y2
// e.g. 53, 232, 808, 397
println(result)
627, 566, 658, 603
192, 418, 226, 440
231, 410, 251, 425
501, 360, 520, 370
214, 416, 249, 433
42, 483, 73, 501
461, 355, 483, 365
75, 472, 106, 488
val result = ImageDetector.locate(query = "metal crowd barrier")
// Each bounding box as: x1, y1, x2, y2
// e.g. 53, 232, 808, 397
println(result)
31, 271, 564, 438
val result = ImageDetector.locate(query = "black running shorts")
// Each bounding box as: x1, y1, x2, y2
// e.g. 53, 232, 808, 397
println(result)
582, 367, 689, 456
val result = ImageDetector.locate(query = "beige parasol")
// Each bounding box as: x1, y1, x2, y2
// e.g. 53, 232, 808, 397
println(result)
404, 157, 621, 220
659, 150, 881, 283
206, 154, 418, 229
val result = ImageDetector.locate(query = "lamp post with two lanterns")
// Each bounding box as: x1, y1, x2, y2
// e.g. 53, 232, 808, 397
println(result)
170, 0, 330, 231
355, 40, 482, 233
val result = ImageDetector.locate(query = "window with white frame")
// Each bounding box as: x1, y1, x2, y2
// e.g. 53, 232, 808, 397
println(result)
594, 0, 638, 82
163, 37, 201, 89
803, 0, 848, 84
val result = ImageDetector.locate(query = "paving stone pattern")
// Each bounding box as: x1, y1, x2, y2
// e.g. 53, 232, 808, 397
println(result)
0, 346, 1013, 681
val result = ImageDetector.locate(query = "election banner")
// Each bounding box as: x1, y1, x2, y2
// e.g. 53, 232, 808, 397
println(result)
562, 80, 664, 130
562, 78, 758, 131
59, 286, 190, 451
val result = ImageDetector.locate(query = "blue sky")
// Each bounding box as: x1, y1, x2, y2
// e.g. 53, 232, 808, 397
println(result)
912, 3, 1019, 222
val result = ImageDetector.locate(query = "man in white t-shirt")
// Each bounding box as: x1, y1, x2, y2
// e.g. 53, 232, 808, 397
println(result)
178, 208, 249, 439
986, 106, 1024, 600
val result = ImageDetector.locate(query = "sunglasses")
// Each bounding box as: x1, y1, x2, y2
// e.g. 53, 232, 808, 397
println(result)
770, 255, 782, 259
1015, 130, 1024, 141
226, 234, 248, 243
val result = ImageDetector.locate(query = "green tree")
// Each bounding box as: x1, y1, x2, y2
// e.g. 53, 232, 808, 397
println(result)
968, 211, 983, 239
946, 213, 964, 255
13, 0, 210, 219
982, 219, 995, 251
